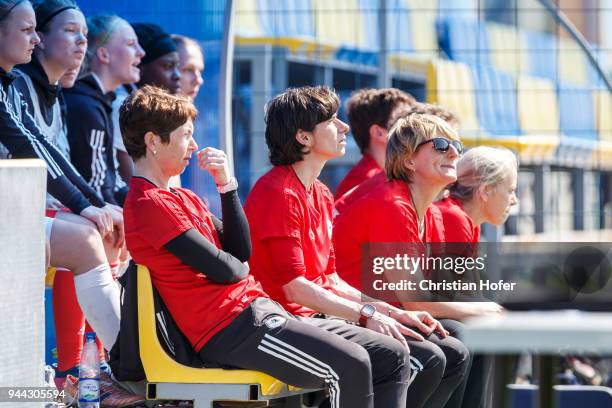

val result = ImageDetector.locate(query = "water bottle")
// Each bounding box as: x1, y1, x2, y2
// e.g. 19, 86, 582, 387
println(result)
78, 332, 100, 408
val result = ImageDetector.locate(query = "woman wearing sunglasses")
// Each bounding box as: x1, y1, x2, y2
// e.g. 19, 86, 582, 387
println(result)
334, 114, 463, 287
333, 113, 471, 408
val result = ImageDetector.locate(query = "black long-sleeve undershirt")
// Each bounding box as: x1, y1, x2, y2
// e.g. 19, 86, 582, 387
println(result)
164, 190, 252, 284
213, 189, 251, 262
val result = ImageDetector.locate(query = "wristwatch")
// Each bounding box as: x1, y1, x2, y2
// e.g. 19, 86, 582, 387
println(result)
217, 177, 238, 194
358, 304, 376, 327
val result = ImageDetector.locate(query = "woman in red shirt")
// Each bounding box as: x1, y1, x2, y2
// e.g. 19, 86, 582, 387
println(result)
333, 113, 472, 408
438, 146, 518, 243
434, 146, 517, 408
432, 145, 518, 319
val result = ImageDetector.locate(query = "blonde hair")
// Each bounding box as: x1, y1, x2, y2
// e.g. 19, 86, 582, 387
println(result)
450, 146, 517, 202
385, 113, 459, 183
388, 102, 461, 131
85, 15, 126, 71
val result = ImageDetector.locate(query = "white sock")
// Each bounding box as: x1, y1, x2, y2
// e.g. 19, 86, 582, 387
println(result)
74, 263, 120, 350
116, 256, 132, 278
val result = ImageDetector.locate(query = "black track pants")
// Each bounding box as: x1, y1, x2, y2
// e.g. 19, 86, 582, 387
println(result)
405, 318, 470, 408
198, 298, 411, 408
443, 319, 494, 408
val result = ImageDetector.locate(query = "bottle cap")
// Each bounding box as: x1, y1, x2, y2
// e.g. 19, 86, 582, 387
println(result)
85, 332, 96, 341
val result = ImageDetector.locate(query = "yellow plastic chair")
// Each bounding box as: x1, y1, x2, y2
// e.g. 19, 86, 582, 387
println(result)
313, 0, 363, 48
136, 264, 317, 407
515, 75, 560, 163
426, 59, 482, 136
387, 0, 440, 76
45, 267, 56, 287
427, 60, 560, 166
593, 90, 612, 143
487, 22, 529, 77
558, 37, 590, 87
234, 0, 335, 56
404, 0, 440, 58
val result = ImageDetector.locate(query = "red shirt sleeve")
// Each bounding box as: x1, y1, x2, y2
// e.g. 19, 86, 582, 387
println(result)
134, 192, 194, 250
261, 236, 308, 286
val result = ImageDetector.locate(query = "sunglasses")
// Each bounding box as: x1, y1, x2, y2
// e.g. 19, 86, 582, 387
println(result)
416, 137, 463, 155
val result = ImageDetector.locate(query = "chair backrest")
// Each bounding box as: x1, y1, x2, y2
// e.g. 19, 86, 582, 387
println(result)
379, 0, 441, 58
313, 0, 363, 47
517, 75, 559, 136
593, 90, 612, 142
234, 0, 265, 37
257, 0, 315, 38
438, 18, 491, 68
386, 0, 414, 54
437, 0, 477, 21
472, 65, 522, 136
406, 0, 439, 56
427, 59, 481, 135
137, 265, 207, 383
487, 22, 529, 76
135, 265, 291, 396
523, 30, 558, 82
558, 83, 597, 141
558, 36, 591, 87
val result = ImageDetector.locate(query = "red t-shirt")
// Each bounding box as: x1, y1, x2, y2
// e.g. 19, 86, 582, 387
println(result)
333, 179, 445, 291
435, 196, 480, 243
124, 177, 267, 351
334, 171, 386, 216
334, 153, 382, 200
244, 166, 335, 317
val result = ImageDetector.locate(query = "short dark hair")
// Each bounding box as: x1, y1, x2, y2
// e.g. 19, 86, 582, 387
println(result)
119, 85, 197, 160
388, 102, 461, 131
346, 88, 415, 153
265, 86, 339, 166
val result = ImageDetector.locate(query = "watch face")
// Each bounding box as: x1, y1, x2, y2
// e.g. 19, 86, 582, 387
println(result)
362, 304, 376, 318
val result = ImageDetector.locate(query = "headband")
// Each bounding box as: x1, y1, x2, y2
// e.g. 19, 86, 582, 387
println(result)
36, 5, 79, 30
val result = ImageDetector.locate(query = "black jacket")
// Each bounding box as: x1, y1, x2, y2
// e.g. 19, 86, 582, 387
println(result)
14, 56, 61, 122
64, 74, 120, 205
0, 67, 105, 213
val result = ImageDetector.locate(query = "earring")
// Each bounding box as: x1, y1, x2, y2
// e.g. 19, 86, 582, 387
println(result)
152, 150, 157, 155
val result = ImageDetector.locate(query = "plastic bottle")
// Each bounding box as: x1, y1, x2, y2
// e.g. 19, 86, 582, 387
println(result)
78, 332, 100, 408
